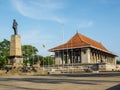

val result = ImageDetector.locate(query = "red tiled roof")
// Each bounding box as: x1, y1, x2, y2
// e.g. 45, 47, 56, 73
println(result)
49, 33, 108, 52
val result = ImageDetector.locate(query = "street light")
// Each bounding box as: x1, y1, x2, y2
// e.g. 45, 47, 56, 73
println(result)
42, 43, 46, 70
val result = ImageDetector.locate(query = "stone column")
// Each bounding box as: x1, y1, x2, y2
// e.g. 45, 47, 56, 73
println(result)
96, 53, 99, 63
90, 52, 92, 63
81, 48, 90, 63
77, 49, 81, 63
55, 51, 62, 65
93, 53, 96, 63
67, 51, 71, 64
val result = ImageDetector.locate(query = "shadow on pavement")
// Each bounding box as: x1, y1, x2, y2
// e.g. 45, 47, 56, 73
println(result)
0, 77, 98, 85
0, 83, 50, 90
106, 84, 120, 90
48, 72, 120, 77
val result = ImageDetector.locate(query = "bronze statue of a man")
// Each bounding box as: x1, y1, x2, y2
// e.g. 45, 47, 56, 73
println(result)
12, 19, 18, 35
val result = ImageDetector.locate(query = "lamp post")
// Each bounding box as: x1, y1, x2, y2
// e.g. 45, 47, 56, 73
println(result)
62, 23, 64, 70
42, 44, 46, 70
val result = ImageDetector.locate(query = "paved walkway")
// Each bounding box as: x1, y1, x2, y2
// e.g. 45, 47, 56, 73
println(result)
0, 72, 120, 90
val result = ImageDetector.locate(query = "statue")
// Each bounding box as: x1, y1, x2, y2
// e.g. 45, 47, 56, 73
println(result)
12, 19, 18, 35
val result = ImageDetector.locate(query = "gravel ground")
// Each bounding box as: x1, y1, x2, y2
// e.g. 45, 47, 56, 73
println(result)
0, 72, 120, 90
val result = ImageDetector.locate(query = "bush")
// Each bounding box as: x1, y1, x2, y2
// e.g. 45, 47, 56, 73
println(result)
117, 60, 120, 64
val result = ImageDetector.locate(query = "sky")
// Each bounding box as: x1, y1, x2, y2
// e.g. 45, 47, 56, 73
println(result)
0, 0, 120, 57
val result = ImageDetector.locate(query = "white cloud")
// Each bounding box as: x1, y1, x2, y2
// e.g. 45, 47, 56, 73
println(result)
21, 29, 53, 45
78, 20, 94, 28
20, 28, 61, 56
11, 0, 65, 23
87, 21, 93, 27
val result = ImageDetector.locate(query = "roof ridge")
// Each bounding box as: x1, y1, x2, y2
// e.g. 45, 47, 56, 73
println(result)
79, 33, 100, 44
67, 33, 82, 43
78, 33, 91, 45
78, 33, 108, 51
49, 32, 109, 53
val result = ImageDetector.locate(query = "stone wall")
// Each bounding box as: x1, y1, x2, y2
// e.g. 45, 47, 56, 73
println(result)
81, 48, 90, 63
98, 63, 116, 71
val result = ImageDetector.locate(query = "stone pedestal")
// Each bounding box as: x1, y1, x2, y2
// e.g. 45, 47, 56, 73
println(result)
9, 35, 23, 66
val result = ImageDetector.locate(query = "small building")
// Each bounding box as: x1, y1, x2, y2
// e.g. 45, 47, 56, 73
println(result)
49, 33, 117, 71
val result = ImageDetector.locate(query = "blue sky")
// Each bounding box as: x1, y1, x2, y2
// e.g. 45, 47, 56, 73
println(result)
0, 0, 120, 57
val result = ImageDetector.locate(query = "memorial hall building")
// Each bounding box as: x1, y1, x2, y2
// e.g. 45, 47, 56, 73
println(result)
49, 33, 117, 70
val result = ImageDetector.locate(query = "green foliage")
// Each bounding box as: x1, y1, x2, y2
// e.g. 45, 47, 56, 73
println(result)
41, 56, 54, 65
116, 60, 120, 64
0, 39, 10, 66
0, 39, 54, 66
22, 45, 39, 65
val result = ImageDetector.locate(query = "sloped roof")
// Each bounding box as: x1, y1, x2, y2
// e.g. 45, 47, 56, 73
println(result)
49, 33, 118, 56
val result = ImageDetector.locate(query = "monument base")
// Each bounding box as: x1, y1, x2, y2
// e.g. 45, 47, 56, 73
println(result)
8, 56, 23, 68
8, 34, 23, 68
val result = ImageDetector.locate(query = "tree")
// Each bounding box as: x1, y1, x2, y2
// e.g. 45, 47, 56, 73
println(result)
0, 39, 54, 67
22, 45, 38, 65
0, 39, 10, 66
43, 56, 54, 65
116, 60, 120, 64
0, 39, 44, 66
